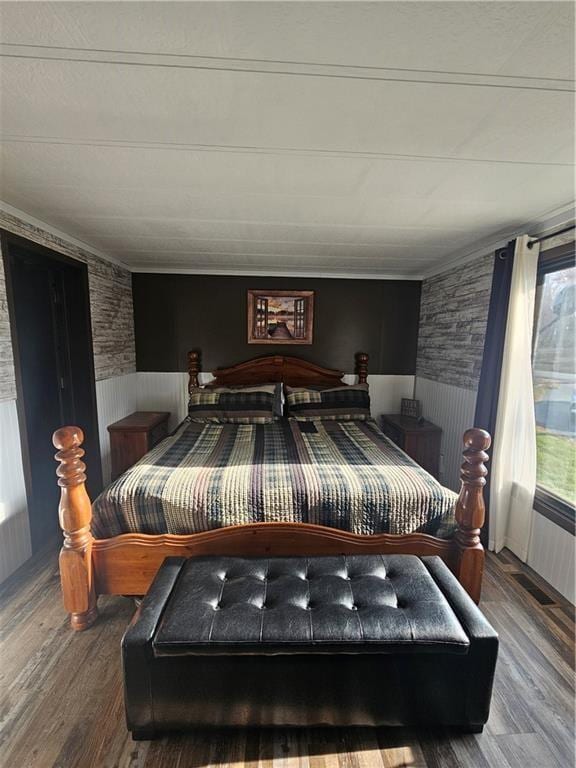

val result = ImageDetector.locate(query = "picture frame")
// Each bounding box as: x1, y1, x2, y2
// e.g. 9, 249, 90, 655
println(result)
401, 398, 422, 419
247, 289, 314, 345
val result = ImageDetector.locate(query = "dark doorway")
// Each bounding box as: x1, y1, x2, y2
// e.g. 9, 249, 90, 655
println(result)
2, 232, 102, 553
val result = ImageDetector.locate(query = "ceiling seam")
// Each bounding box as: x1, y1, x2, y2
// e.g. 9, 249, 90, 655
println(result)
1, 135, 572, 167
2, 51, 572, 92
3, 42, 573, 83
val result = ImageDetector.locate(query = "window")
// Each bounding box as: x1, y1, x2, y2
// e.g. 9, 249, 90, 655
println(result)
293, 298, 305, 338
255, 297, 268, 338
532, 243, 575, 532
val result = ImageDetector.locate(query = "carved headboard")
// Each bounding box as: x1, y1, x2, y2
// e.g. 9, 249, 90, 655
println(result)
188, 351, 368, 395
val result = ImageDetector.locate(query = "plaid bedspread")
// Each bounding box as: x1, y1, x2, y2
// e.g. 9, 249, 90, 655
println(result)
92, 419, 458, 539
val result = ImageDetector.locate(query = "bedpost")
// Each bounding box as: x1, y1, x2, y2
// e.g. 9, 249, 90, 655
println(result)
356, 352, 369, 384
188, 350, 200, 391
453, 428, 491, 604
53, 426, 98, 631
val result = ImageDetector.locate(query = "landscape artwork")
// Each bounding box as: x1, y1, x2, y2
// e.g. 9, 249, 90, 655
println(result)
247, 289, 314, 344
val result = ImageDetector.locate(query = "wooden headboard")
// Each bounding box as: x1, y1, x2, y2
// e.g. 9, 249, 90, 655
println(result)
188, 351, 368, 393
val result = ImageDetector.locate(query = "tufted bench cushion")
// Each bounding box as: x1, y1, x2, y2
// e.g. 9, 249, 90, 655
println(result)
122, 554, 498, 738
153, 555, 470, 655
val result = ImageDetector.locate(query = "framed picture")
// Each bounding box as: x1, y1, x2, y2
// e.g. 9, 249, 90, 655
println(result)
247, 289, 314, 345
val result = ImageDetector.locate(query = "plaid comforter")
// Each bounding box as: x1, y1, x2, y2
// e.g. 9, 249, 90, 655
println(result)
92, 419, 458, 539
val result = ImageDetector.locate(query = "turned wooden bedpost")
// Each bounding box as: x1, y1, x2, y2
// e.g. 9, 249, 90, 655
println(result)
188, 350, 200, 391
453, 428, 491, 604
356, 352, 369, 384
53, 426, 98, 631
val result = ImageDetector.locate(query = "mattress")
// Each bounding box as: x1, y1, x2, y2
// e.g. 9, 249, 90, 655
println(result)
91, 418, 457, 539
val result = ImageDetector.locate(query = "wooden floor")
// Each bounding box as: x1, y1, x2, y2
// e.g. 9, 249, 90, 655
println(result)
0, 547, 573, 768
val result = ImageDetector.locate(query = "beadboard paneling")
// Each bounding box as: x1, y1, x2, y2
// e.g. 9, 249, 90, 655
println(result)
345, 374, 415, 418
136, 372, 215, 429
136, 373, 189, 430
414, 376, 574, 603
528, 512, 575, 603
0, 511, 32, 584
95, 374, 137, 486
0, 399, 31, 582
415, 375, 477, 491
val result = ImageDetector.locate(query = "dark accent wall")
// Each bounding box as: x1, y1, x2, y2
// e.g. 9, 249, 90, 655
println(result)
133, 274, 421, 375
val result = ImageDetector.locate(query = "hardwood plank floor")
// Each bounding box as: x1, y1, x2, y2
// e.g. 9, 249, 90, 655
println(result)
0, 547, 573, 768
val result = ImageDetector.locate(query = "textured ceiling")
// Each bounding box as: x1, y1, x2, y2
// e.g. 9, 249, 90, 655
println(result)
0, 1, 574, 277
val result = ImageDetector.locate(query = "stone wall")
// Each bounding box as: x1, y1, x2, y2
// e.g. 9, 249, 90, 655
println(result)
0, 255, 14, 401
416, 253, 495, 391
0, 209, 135, 401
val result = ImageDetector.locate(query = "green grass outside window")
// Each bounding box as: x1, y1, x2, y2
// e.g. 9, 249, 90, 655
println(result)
536, 430, 576, 507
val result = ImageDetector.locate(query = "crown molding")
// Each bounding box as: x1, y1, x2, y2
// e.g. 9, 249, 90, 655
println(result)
420, 201, 576, 279
131, 265, 421, 281
2, 199, 573, 283
0, 201, 131, 270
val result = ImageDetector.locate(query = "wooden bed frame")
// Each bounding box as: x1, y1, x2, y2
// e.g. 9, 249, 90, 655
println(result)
53, 351, 490, 631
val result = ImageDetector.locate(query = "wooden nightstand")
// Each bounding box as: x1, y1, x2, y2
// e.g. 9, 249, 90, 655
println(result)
108, 411, 170, 481
380, 414, 442, 479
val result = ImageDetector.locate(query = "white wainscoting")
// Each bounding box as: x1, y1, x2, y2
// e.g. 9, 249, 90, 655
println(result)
347, 374, 415, 418
528, 512, 575, 604
414, 376, 478, 492
95, 373, 137, 486
135, 372, 415, 429
414, 377, 575, 604
136, 372, 189, 429
0, 399, 31, 582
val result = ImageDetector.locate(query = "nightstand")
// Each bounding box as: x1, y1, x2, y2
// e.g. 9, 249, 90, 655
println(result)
380, 414, 442, 479
108, 411, 170, 481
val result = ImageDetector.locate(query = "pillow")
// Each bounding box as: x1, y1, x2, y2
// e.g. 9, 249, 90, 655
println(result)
285, 383, 371, 421
189, 384, 278, 424
244, 382, 284, 418
202, 381, 283, 416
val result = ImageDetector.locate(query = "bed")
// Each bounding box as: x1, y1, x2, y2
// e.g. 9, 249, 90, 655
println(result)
53, 351, 491, 631
91, 419, 458, 539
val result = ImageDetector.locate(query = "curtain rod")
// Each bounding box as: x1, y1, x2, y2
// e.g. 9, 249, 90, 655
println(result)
527, 223, 575, 249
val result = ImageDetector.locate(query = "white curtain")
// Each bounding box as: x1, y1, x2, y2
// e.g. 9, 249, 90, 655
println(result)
489, 235, 540, 560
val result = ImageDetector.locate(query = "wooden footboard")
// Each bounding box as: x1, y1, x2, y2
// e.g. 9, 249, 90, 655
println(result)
53, 427, 490, 630
91, 525, 456, 596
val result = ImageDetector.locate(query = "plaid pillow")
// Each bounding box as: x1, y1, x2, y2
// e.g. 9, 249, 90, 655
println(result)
285, 383, 371, 421
189, 384, 277, 423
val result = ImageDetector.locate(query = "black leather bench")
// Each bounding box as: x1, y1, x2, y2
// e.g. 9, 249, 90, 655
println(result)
122, 554, 498, 739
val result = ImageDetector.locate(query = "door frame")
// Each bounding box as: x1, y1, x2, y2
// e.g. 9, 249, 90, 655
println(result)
1, 230, 103, 546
